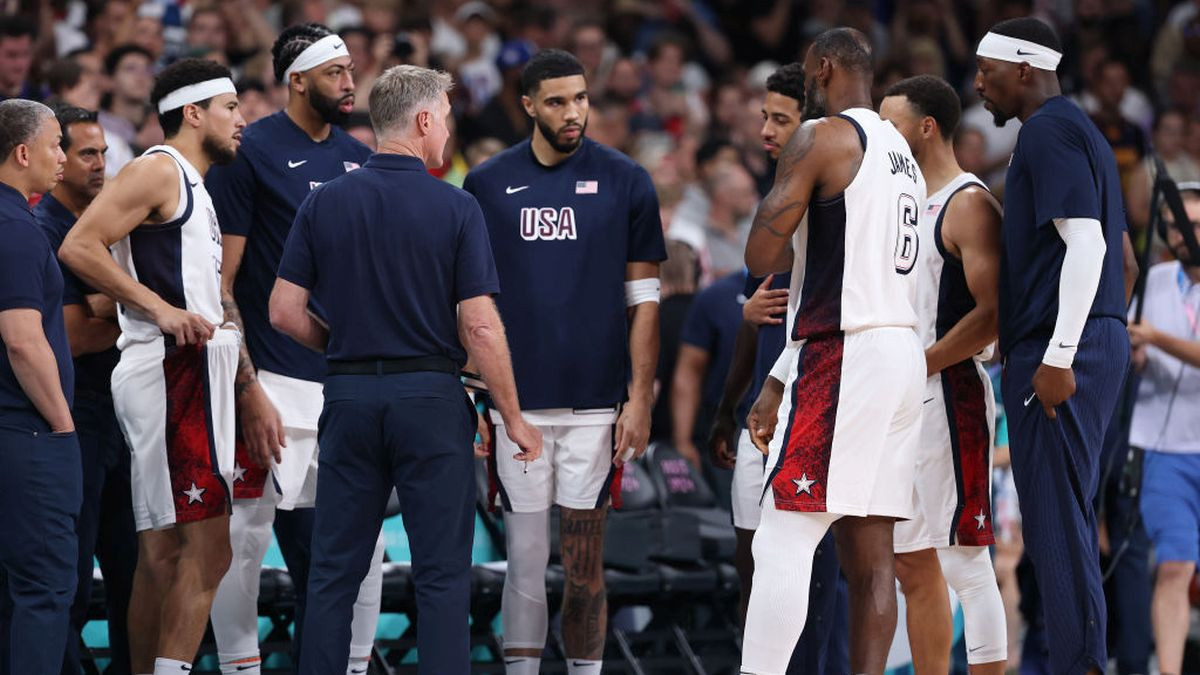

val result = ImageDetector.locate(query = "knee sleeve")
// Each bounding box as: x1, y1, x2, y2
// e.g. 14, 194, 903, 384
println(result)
740, 497, 839, 675
501, 510, 551, 651
938, 546, 1007, 664
348, 528, 386, 659
212, 495, 276, 664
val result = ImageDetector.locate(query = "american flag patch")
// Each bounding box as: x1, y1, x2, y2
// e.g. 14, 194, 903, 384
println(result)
344, 161, 361, 172
575, 180, 598, 194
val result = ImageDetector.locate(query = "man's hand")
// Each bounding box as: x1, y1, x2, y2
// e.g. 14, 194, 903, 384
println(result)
505, 418, 543, 462
86, 294, 117, 321
615, 398, 652, 466
747, 377, 784, 454
743, 274, 788, 326
154, 305, 215, 345
474, 406, 491, 458
1031, 363, 1075, 420
1127, 320, 1159, 349
238, 382, 285, 467
708, 407, 738, 469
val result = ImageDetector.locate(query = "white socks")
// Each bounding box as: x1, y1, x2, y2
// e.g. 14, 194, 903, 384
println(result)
219, 657, 260, 674
347, 656, 370, 674
504, 655, 541, 675
153, 658, 192, 674
566, 658, 602, 674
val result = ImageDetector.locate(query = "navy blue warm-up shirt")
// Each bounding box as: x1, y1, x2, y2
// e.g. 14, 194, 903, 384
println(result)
745, 271, 789, 420
463, 138, 667, 410
681, 271, 747, 417
277, 153, 499, 366
0, 182, 73, 430
33, 193, 119, 396
999, 96, 1128, 354
207, 111, 372, 382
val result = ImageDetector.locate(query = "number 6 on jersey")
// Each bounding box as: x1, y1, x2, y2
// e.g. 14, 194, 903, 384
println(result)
895, 192, 919, 274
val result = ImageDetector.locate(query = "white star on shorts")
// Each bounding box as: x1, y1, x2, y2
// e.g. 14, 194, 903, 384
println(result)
184, 482, 206, 504
233, 463, 247, 483
975, 509, 987, 530
793, 473, 815, 496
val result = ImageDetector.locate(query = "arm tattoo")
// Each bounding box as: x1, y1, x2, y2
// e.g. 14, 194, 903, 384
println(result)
751, 124, 817, 239
222, 291, 257, 397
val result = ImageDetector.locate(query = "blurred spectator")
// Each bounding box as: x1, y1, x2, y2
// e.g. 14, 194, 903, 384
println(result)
465, 137, 506, 167
695, 162, 757, 280
1076, 45, 1154, 133
652, 239, 700, 443
87, 1, 137, 58
130, 3, 166, 65
235, 78, 274, 125
0, 15, 38, 100
340, 26, 382, 111
344, 110, 376, 150
1155, 109, 1200, 184
709, 77, 748, 139
1088, 59, 1150, 226
569, 17, 618, 98
99, 44, 155, 175
1165, 62, 1200, 116
670, 136, 739, 255
631, 32, 709, 138
954, 126, 989, 179
45, 59, 102, 112
186, 7, 230, 56
461, 39, 533, 147
588, 97, 633, 155
673, 267, 747, 504
890, 0, 969, 84
454, 2, 503, 113
1150, 0, 1200, 103
604, 56, 642, 104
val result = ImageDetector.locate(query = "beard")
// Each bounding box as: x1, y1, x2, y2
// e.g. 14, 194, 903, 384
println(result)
310, 86, 352, 126
535, 114, 587, 154
203, 133, 237, 166
802, 76, 826, 121
990, 107, 1010, 128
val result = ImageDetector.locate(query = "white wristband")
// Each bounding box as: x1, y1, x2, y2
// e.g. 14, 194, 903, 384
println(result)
625, 278, 661, 307
769, 343, 801, 384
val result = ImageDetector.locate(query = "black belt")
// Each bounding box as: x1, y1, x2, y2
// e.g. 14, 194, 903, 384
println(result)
327, 356, 459, 376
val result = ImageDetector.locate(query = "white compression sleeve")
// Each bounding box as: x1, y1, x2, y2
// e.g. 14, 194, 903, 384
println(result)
937, 546, 1007, 664
1044, 218, 1106, 368
502, 509, 552, 656
212, 495, 277, 673
741, 493, 840, 674
347, 528, 386, 667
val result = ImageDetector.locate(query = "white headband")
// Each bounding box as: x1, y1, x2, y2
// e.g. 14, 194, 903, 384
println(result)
283, 34, 350, 81
976, 32, 1062, 71
157, 77, 237, 114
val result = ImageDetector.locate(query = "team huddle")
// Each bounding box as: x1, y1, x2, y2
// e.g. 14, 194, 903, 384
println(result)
0, 10, 1134, 675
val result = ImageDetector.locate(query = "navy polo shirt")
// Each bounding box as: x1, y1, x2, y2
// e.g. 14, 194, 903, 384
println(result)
681, 271, 748, 417
0, 182, 73, 430
277, 153, 499, 366
999, 96, 1129, 354
463, 138, 667, 409
207, 111, 373, 382
33, 193, 120, 397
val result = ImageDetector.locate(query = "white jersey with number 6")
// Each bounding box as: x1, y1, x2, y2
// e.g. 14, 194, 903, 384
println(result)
784, 107, 925, 345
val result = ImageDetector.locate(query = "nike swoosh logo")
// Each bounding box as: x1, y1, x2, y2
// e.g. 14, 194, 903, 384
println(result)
235, 666, 256, 672
506, 185, 529, 194
188, 180, 199, 187
923, 397, 935, 404
1057, 342, 1077, 349
504, 659, 524, 665
288, 160, 308, 168
1024, 393, 1036, 407
332, 42, 344, 50
1016, 49, 1036, 56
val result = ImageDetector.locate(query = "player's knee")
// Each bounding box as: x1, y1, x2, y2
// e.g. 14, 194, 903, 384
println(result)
195, 533, 233, 588
895, 551, 938, 597
1156, 560, 1195, 589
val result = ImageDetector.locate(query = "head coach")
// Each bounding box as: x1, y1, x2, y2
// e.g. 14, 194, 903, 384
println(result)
269, 64, 543, 674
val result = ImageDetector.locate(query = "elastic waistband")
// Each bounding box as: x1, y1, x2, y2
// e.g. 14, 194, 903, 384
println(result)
327, 355, 459, 376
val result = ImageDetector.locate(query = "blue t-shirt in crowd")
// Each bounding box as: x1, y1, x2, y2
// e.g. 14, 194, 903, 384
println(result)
681, 271, 748, 417
745, 271, 789, 419
0, 183, 73, 430
463, 138, 666, 410
207, 111, 373, 382
33, 193, 119, 396
999, 96, 1128, 354
277, 153, 499, 366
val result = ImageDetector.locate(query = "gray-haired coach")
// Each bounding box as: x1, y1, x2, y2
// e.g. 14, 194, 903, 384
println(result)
270, 65, 542, 674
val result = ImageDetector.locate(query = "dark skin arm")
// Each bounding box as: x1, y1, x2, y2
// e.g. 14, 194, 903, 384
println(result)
924, 187, 1002, 375
744, 118, 863, 276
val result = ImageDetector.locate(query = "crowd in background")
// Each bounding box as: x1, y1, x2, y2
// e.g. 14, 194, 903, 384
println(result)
3, 0, 1200, 670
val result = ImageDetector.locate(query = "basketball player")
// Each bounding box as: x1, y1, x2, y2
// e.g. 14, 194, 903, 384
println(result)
710, 62, 849, 675
974, 17, 1137, 675
33, 104, 139, 675
205, 24, 382, 674
738, 28, 926, 675
59, 58, 245, 675
879, 75, 1007, 674
463, 49, 665, 675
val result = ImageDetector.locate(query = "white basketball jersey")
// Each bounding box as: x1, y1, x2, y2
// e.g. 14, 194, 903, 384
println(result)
915, 172, 994, 360
786, 108, 925, 344
111, 145, 224, 348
